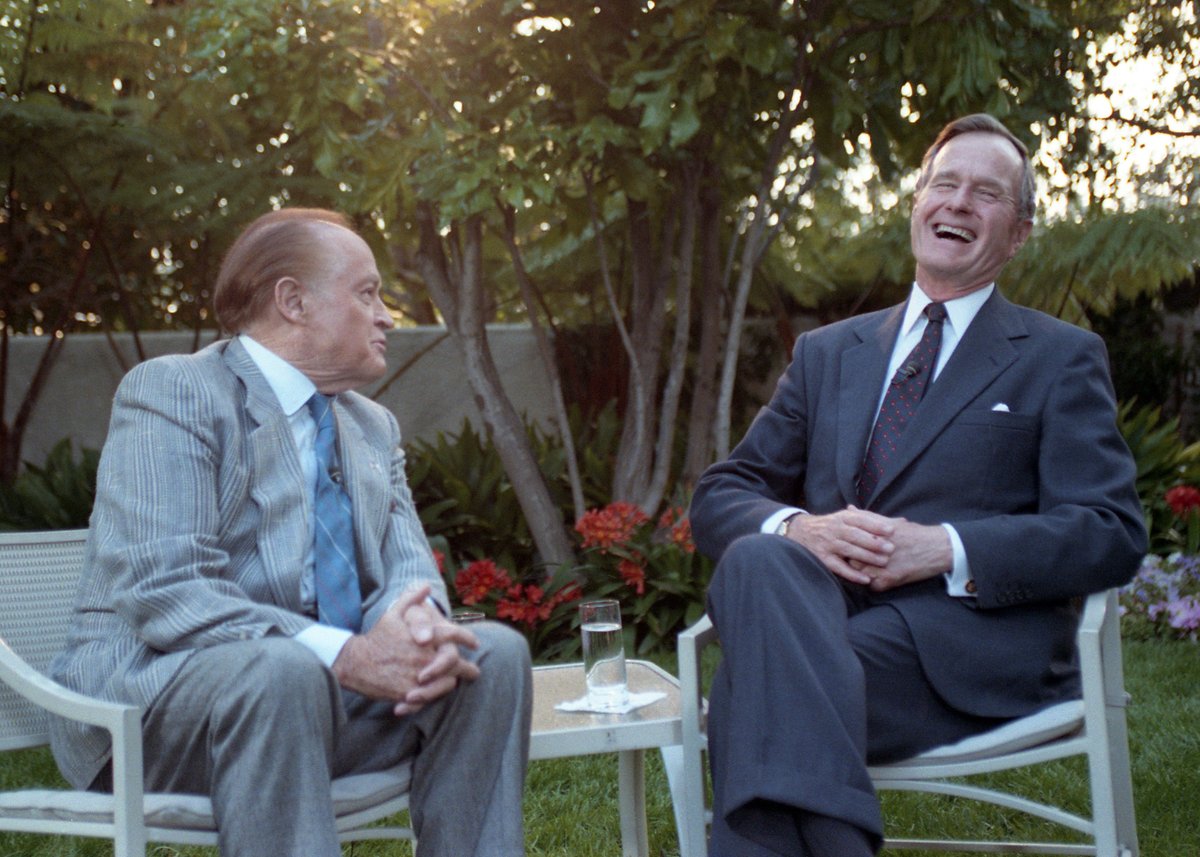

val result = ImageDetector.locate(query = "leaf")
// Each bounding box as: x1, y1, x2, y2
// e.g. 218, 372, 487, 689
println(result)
668, 94, 701, 148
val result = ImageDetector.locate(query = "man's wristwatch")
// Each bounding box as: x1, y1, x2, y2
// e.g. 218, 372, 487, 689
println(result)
774, 514, 798, 537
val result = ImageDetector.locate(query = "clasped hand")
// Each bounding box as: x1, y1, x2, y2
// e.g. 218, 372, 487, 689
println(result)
783, 506, 952, 591
332, 585, 481, 716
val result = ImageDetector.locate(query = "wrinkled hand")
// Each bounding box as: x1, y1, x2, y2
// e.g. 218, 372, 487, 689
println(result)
848, 518, 953, 592
331, 585, 480, 716
785, 506, 896, 586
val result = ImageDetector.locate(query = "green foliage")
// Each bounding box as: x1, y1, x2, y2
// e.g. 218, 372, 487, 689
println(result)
1117, 400, 1200, 555
0, 439, 98, 531
571, 503, 711, 656
407, 419, 539, 574
1004, 208, 1200, 324
1090, 287, 1200, 427
408, 413, 712, 658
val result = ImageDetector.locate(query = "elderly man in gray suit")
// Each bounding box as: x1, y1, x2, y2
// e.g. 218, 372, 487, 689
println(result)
689, 114, 1147, 856
49, 208, 532, 856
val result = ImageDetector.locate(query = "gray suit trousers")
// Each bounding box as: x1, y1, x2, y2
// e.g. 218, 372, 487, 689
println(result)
138, 622, 532, 857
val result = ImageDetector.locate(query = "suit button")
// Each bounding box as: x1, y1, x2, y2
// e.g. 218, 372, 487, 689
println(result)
965, 579, 977, 594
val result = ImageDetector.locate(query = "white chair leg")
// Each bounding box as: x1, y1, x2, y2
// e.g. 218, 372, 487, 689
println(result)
660, 745, 700, 857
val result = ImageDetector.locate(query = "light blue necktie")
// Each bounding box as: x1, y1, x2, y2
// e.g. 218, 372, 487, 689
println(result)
307, 393, 363, 632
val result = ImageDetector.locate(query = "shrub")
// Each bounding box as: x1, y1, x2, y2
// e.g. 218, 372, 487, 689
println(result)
1120, 553, 1200, 641
1117, 400, 1200, 555
571, 502, 711, 655
0, 439, 98, 531
432, 500, 712, 660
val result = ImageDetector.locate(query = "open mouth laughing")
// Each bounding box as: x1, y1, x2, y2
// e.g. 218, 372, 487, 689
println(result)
934, 224, 975, 243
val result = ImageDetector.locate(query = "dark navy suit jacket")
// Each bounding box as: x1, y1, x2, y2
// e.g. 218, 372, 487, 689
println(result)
691, 290, 1146, 718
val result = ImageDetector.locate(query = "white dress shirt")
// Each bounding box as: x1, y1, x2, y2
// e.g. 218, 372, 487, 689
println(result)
762, 283, 995, 596
240, 335, 354, 665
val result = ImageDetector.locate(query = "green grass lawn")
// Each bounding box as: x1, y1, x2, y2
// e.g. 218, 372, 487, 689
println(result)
1, 640, 1196, 856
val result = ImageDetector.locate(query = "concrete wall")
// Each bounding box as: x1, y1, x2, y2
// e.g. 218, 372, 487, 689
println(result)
5, 325, 555, 464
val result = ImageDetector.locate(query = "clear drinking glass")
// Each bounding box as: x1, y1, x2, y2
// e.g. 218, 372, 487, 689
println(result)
579, 599, 628, 710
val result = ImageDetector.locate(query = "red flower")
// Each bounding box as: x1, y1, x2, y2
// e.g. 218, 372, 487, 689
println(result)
575, 502, 650, 551
619, 557, 646, 595
1166, 485, 1200, 518
496, 583, 552, 627
454, 559, 512, 605
548, 582, 583, 609
670, 519, 695, 553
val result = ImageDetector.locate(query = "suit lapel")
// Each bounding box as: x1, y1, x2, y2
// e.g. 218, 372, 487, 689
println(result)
224, 339, 309, 612
837, 306, 903, 503
867, 291, 1026, 503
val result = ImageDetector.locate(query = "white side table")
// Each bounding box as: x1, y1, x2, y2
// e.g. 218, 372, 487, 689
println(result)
531, 660, 684, 857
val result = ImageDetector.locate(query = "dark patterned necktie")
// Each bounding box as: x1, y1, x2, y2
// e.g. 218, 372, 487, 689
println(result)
308, 393, 363, 632
856, 302, 947, 506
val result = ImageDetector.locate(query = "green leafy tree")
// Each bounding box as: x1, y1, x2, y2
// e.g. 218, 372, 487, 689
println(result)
4, 0, 1197, 570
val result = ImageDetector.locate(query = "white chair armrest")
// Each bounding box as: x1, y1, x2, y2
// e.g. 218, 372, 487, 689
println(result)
0, 640, 139, 733
1078, 589, 1110, 638
678, 615, 717, 740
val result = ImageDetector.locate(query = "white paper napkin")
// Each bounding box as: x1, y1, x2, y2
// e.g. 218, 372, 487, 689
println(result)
555, 690, 666, 715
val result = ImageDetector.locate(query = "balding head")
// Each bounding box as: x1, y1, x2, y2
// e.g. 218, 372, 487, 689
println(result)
213, 208, 356, 333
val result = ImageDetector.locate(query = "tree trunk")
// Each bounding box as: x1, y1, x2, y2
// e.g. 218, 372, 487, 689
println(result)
411, 206, 575, 568
496, 203, 587, 521
612, 196, 674, 504
682, 162, 726, 486
643, 166, 699, 512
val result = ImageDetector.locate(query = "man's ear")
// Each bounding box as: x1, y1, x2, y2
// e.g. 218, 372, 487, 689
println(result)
274, 277, 308, 323
1008, 218, 1034, 259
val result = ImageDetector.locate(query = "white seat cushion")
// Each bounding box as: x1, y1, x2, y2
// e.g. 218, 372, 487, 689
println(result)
874, 700, 1085, 767
0, 763, 412, 830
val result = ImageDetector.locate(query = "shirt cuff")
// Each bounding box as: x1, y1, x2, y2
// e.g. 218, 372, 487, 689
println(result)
941, 523, 975, 597
762, 507, 805, 534
295, 623, 355, 668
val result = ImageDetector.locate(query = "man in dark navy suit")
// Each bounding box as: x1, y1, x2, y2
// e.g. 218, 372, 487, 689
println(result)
689, 114, 1146, 856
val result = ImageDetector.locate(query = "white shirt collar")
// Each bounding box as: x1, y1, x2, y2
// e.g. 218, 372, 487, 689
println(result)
238, 335, 317, 418
903, 282, 994, 337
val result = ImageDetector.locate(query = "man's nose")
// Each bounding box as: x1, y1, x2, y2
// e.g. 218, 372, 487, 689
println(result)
375, 299, 395, 328
946, 185, 974, 211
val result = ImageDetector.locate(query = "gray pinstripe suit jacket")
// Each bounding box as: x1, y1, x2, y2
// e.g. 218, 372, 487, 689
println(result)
48, 337, 445, 789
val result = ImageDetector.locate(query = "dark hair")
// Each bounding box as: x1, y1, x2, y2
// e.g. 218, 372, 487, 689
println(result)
213, 208, 355, 333
916, 114, 1036, 221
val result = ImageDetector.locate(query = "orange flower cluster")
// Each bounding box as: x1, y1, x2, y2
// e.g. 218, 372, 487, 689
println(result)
1166, 485, 1200, 518
454, 558, 512, 605
496, 582, 579, 628
575, 501, 650, 552
658, 506, 695, 553
618, 557, 646, 594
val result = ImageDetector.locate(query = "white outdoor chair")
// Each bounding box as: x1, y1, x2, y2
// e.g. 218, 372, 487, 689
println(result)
662, 588, 1138, 857
0, 528, 414, 857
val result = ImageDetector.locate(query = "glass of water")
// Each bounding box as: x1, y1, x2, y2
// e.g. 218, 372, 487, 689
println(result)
579, 599, 628, 711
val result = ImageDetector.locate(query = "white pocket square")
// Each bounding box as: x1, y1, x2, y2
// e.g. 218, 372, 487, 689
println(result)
991, 402, 1011, 412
